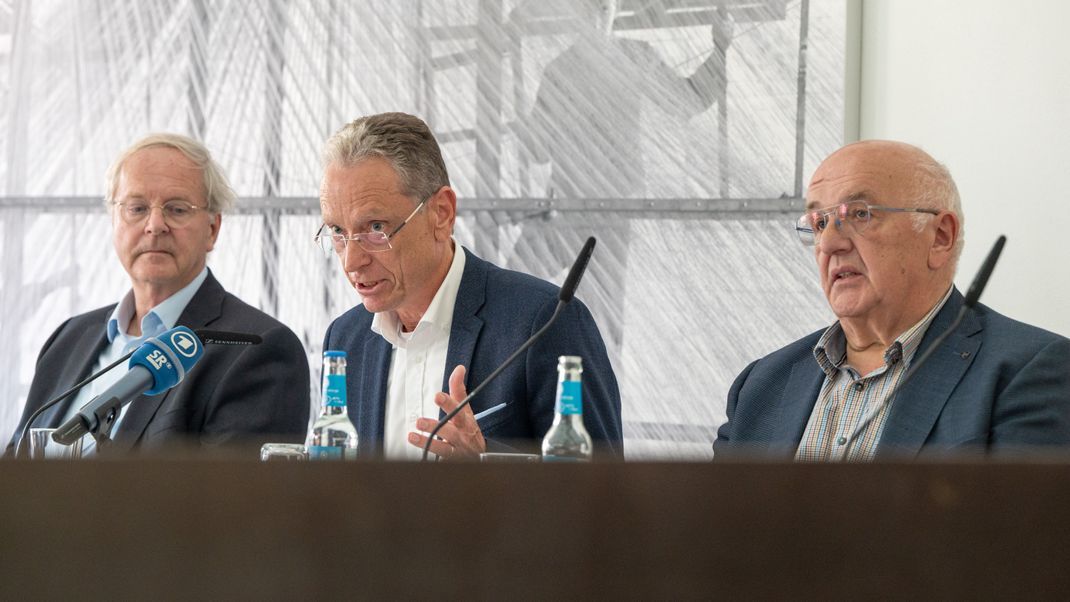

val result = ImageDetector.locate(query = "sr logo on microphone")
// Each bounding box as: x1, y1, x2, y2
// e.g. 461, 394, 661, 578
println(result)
170, 331, 200, 358
146, 349, 172, 370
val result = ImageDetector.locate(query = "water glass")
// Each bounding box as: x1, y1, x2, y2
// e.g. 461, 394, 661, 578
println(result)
260, 442, 307, 461
28, 428, 83, 460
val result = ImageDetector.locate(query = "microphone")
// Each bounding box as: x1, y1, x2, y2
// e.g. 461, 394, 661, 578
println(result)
838, 235, 1006, 457
195, 329, 263, 346
558, 236, 596, 303
421, 237, 597, 461
51, 326, 204, 446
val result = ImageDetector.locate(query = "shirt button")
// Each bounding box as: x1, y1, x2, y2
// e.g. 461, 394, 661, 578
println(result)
854, 382, 864, 391
837, 437, 847, 445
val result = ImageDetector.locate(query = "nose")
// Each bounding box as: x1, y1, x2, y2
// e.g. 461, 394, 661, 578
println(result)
816, 218, 852, 255
341, 239, 372, 273
143, 205, 171, 234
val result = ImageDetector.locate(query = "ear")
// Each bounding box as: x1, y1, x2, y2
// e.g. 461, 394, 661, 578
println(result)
428, 186, 457, 242
928, 211, 959, 270
207, 213, 222, 252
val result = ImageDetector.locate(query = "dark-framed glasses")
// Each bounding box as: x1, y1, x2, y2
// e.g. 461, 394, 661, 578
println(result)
114, 200, 208, 227
795, 200, 939, 246
314, 198, 427, 256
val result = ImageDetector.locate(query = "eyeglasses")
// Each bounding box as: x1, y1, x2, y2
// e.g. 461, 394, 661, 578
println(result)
795, 200, 939, 245
113, 200, 209, 227
314, 198, 427, 256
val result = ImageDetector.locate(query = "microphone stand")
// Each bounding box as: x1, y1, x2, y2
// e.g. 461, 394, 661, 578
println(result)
421, 237, 597, 461
13, 350, 135, 459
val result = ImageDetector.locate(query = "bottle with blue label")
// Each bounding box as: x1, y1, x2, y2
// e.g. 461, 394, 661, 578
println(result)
307, 350, 358, 460
541, 355, 592, 462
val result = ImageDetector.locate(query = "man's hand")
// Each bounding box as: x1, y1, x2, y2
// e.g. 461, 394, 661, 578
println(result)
407, 365, 486, 460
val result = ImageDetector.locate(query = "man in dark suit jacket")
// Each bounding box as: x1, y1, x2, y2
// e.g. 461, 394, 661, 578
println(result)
7, 133, 309, 455
715, 140, 1070, 459
317, 112, 621, 459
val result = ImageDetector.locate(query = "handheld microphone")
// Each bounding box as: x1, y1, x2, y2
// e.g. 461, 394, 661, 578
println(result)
51, 326, 204, 446
421, 237, 597, 461
839, 235, 1006, 457
195, 330, 263, 346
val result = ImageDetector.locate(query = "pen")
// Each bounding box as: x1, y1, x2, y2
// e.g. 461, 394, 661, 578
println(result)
473, 402, 507, 421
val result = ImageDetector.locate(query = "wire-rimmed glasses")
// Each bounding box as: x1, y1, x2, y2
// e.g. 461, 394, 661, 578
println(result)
795, 200, 939, 245
314, 198, 427, 256
113, 200, 209, 227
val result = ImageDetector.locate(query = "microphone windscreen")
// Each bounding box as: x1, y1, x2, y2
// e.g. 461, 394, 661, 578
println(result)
132, 326, 204, 395
559, 237, 597, 303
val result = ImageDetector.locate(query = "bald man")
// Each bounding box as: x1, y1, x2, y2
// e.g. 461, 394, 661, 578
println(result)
714, 140, 1070, 460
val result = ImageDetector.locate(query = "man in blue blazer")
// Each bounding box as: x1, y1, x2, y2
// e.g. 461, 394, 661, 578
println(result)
317, 112, 622, 459
715, 140, 1070, 460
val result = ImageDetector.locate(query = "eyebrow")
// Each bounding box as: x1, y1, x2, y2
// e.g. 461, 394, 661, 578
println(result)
321, 212, 395, 232
805, 190, 874, 210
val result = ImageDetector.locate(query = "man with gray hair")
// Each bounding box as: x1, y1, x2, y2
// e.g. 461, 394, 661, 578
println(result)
318, 112, 622, 459
715, 140, 1070, 459
8, 133, 310, 455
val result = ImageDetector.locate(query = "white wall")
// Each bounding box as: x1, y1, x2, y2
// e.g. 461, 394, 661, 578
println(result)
858, 0, 1070, 336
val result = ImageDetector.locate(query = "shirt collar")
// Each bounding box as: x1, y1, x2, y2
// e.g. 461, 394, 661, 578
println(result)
371, 241, 466, 348
107, 267, 209, 344
813, 285, 954, 376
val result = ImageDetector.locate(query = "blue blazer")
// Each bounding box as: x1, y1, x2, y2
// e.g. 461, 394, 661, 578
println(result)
322, 248, 623, 456
715, 289, 1070, 458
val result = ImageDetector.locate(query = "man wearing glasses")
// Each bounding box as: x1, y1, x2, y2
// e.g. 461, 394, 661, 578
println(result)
318, 112, 622, 460
7, 133, 310, 455
715, 140, 1070, 459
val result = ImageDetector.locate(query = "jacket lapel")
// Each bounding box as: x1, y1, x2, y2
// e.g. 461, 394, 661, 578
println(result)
355, 335, 392, 456
110, 271, 225, 451
42, 320, 111, 428
442, 248, 487, 400
770, 358, 824, 454
878, 290, 981, 457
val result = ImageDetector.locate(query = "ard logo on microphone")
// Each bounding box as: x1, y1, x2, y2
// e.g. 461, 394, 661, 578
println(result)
170, 331, 200, 358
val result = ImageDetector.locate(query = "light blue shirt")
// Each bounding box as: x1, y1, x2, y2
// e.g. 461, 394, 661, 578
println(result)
59, 268, 209, 454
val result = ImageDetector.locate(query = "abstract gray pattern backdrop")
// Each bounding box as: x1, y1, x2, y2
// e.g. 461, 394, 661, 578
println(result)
0, 0, 842, 458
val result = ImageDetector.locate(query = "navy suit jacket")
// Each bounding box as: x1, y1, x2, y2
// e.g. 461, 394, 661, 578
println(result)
7, 271, 310, 455
322, 247, 623, 457
715, 289, 1070, 459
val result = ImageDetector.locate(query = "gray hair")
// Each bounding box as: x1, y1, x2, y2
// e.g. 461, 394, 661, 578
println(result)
104, 133, 236, 214
322, 112, 450, 204
911, 155, 965, 262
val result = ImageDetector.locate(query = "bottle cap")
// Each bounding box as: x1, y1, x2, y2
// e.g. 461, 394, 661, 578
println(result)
323, 350, 348, 358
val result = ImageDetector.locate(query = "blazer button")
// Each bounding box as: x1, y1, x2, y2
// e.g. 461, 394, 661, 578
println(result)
960, 351, 971, 359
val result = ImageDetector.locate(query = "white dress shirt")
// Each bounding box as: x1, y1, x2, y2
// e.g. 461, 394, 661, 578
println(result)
373, 244, 466, 461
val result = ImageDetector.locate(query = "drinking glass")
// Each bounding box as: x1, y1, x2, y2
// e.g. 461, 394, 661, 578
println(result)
28, 428, 83, 460
260, 443, 307, 461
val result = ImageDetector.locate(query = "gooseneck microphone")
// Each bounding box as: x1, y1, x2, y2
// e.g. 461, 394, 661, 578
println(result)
900, 235, 1006, 386
839, 235, 1007, 457
194, 330, 263, 346
421, 237, 597, 461
51, 326, 204, 447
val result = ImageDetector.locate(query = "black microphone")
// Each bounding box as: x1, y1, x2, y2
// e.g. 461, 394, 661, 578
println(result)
840, 235, 1006, 455
52, 327, 204, 446
558, 236, 596, 303
421, 236, 597, 461
963, 235, 1006, 308
195, 330, 263, 346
